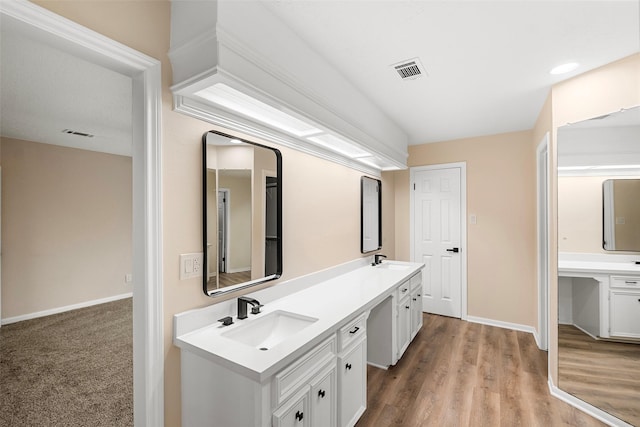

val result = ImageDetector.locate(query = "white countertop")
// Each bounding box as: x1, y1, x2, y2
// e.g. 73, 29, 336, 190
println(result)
558, 253, 640, 276
174, 261, 424, 383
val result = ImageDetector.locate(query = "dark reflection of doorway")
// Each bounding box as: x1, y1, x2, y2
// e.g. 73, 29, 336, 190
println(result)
265, 176, 278, 276
218, 271, 251, 288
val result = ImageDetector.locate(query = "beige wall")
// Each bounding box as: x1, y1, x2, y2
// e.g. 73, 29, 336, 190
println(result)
557, 175, 629, 253
1, 137, 132, 319
397, 130, 536, 327
548, 53, 640, 385
29, 2, 388, 425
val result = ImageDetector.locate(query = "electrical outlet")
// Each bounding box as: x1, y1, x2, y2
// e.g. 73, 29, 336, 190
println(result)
180, 253, 203, 280
125, 273, 133, 284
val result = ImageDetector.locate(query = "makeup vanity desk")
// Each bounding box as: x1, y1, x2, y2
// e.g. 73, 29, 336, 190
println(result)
558, 253, 640, 341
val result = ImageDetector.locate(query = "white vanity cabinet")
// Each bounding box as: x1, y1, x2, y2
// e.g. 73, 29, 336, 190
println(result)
273, 362, 337, 427
396, 281, 412, 358
337, 314, 367, 427
609, 276, 640, 339
396, 273, 423, 359
175, 260, 426, 427
410, 274, 423, 339
273, 337, 338, 427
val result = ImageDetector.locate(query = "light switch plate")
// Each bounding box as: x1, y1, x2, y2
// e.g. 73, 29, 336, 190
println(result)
180, 253, 203, 280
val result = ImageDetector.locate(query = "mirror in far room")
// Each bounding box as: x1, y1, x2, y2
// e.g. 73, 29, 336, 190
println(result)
603, 178, 640, 251
203, 131, 282, 297
361, 176, 381, 253
556, 105, 640, 427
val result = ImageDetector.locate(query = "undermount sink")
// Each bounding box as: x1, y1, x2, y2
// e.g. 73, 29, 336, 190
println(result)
376, 262, 411, 271
221, 310, 318, 350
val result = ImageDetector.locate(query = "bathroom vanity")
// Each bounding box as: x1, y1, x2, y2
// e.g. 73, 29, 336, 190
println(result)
558, 253, 640, 340
174, 260, 424, 427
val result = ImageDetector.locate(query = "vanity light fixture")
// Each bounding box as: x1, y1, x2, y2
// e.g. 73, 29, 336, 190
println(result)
195, 83, 322, 138
550, 62, 579, 75
307, 134, 371, 159
193, 82, 403, 172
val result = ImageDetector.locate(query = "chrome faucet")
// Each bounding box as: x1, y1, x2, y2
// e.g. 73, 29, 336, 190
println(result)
237, 297, 263, 319
372, 254, 387, 266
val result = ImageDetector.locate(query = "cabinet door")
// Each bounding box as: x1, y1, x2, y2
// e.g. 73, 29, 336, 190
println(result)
410, 287, 423, 339
338, 339, 367, 427
397, 295, 411, 359
310, 365, 337, 427
273, 390, 310, 427
610, 291, 640, 339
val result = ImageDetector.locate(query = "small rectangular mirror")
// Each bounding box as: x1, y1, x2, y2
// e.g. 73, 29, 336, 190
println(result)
203, 131, 282, 297
361, 176, 381, 253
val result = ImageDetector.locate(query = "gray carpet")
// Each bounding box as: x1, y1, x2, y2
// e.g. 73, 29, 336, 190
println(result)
0, 298, 133, 426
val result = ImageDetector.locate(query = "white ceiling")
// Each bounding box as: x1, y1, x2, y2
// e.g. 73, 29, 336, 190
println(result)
262, 0, 640, 144
1, 1, 638, 156
0, 15, 132, 157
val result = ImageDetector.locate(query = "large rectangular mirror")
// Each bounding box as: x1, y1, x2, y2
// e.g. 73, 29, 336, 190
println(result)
203, 131, 282, 297
361, 176, 381, 253
557, 105, 640, 426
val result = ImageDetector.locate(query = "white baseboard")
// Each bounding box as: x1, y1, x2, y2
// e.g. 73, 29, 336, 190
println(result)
572, 323, 599, 340
1, 292, 133, 326
226, 267, 251, 274
367, 361, 390, 370
466, 315, 547, 350
548, 378, 631, 427
466, 315, 537, 335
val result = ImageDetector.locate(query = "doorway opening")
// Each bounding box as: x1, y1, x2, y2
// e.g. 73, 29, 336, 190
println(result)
0, 3, 163, 425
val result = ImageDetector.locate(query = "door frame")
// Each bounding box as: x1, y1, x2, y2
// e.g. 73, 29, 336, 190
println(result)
537, 133, 550, 351
410, 162, 468, 320
218, 188, 230, 273
0, 2, 164, 426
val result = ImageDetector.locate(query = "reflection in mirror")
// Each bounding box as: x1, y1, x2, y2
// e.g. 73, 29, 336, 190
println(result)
557, 106, 640, 426
603, 179, 640, 251
361, 176, 381, 253
203, 131, 282, 297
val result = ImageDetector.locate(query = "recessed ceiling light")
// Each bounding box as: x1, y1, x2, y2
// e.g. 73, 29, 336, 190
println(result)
230, 139, 243, 144
550, 62, 579, 75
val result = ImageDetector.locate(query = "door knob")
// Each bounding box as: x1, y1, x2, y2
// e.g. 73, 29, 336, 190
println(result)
446, 247, 460, 253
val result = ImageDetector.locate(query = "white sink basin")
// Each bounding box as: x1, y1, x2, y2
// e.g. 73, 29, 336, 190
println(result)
375, 262, 411, 271
221, 310, 318, 350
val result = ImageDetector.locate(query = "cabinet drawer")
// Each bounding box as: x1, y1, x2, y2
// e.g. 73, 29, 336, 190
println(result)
273, 336, 336, 408
338, 313, 367, 353
396, 281, 410, 300
273, 388, 310, 427
410, 273, 422, 291
610, 276, 640, 289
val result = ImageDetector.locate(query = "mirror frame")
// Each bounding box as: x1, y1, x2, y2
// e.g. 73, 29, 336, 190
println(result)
202, 130, 283, 297
361, 176, 382, 253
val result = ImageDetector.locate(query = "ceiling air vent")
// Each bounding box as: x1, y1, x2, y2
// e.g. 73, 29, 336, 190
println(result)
392, 58, 426, 81
62, 129, 94, 138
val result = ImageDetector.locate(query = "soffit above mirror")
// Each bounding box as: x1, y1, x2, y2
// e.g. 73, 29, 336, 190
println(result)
558, 106, 640, 176
168, 0, 407, 176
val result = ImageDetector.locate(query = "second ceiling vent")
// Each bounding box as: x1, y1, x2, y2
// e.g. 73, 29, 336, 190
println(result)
392, 57, 427, 81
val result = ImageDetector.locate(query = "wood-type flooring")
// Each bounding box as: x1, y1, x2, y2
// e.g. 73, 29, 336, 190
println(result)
558, 324, 640, 426
356, 314, 605, 427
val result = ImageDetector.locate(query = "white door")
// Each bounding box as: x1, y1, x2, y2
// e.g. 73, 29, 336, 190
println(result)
412, 167, 463, 318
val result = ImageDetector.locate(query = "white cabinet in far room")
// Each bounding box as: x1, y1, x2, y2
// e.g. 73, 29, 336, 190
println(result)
609, 276, 640, 340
